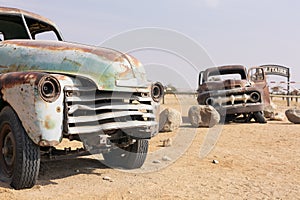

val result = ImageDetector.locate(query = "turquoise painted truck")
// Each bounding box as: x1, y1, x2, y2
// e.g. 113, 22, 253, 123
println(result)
0, 7, 163, 189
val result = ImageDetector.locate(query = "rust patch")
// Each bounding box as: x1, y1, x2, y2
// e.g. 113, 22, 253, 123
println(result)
2, 40, 130, 63
56, 106, 61, 113
125, 54, 142, 67
38, 140, 59, 147
0, 71, 46, 89
44, 115, 55, 130
118, 63, 132, 78
62, 57, 82, 67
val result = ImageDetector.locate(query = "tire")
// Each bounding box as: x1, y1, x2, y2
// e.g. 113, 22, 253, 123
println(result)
225, 114, 237, 123
0, 106, 40, 189
253, 111, 267, 124
103, 139, 148, 169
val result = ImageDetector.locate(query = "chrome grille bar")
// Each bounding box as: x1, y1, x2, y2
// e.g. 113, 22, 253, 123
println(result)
64, 86, 157, 136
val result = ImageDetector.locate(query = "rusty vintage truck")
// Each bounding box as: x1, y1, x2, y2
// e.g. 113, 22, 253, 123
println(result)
0, 7, 164, 189
197, 65, 270, 123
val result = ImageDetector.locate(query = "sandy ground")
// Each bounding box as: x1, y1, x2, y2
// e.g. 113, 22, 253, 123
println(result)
0, 95, 300, 199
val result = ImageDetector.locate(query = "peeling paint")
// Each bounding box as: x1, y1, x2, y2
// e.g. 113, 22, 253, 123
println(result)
0, 40, 149, 92
44, 115, 55, 130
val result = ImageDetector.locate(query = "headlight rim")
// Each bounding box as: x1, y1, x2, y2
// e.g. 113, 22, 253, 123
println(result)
38, 75, 61, 103
151, 82, 164, 103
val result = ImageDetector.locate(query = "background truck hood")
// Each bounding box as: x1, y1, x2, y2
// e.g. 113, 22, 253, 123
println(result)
0, 40, 148, 91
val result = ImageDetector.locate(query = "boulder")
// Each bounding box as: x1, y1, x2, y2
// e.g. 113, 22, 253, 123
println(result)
285, 109, 300, 124
159, 108, 182, 132
161, 138, 172, 147
269, 112, 285, 121
263, 101, 277, 118
188, 105, 220, 127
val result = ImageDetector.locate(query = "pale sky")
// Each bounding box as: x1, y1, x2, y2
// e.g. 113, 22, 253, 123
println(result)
1, 0, 300, 89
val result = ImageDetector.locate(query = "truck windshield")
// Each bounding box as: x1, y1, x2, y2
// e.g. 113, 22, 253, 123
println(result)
0, 14, 62, 41
208, 73, 242, 82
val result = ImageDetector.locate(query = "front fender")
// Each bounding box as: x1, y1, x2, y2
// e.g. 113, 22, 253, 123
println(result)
0, 72, 75, 146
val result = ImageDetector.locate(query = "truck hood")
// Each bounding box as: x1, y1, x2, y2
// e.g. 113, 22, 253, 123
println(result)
0, 40, 148, 91
199, 79, 250, 92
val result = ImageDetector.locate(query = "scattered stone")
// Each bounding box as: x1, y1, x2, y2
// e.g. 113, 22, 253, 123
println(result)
212, 159, 219, 164
161, 138, 172, 147
103, 176, 112, 182
159, 108, 182, 132
263, 101, 277, 118
153, 160, 161, 164
75, 169, 80, 173
285, 109, 300, 124
269, 112, 285, 121
188, 105, 220, 127
162, 156, 172, 161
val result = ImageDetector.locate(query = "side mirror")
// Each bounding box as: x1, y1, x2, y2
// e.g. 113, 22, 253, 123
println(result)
198, 71, 204, 86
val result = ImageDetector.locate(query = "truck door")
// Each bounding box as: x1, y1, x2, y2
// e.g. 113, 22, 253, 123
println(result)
248, 67, 270, 105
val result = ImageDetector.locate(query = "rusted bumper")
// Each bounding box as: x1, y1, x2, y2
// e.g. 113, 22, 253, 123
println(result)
198, 87, 265, 116
216, 103, 264, 116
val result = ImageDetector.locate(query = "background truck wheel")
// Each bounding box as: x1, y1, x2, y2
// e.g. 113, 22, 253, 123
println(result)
0, 106, 40, 189
253, 111, 267, 124
103, 139, 148, 169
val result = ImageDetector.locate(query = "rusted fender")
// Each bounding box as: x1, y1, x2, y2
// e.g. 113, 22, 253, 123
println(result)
0, 71, 75, 146
0, 40, 149, 92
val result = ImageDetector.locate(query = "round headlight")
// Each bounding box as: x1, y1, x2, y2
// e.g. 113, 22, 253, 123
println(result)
249, 91, 260, 103
38, 75, 60, 102
205, 97, 215, 106
151, 82, 164, 102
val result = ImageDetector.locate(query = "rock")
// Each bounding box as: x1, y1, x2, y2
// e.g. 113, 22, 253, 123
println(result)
161, 138, 172, 147
188, 105, 220, 127
153, 160, 161, 164
270, 112, 285, 121
264, 101, 277, 118
159, 108, 182, 132
103, 176, 112, 181
162, 156, 172, 161
285, 109, 300, 124
212, 159, 219, 164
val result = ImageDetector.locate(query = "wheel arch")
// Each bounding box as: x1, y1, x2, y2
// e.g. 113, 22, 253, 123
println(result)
0, 72, 66, 146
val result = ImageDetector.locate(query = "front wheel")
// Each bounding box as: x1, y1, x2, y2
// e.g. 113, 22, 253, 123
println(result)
0, 106, 40, 189
103, 139, 148, 169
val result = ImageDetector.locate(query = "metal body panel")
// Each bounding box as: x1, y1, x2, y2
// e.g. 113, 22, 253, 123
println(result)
0, 72, 76, 146
0, 40, 149, 92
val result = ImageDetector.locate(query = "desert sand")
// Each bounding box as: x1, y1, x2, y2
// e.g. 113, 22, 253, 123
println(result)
0, 95, 299, 199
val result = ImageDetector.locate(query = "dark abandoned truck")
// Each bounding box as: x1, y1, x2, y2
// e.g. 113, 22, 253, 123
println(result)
0, 7, 164, 189
197, 65, 270, 123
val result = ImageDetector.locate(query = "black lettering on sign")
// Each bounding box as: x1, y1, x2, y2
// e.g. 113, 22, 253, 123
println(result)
261, 65, 289, 77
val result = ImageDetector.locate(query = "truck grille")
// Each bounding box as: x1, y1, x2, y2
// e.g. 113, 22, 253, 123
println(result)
205, 91, 261, 106
63, 86, 158, 138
